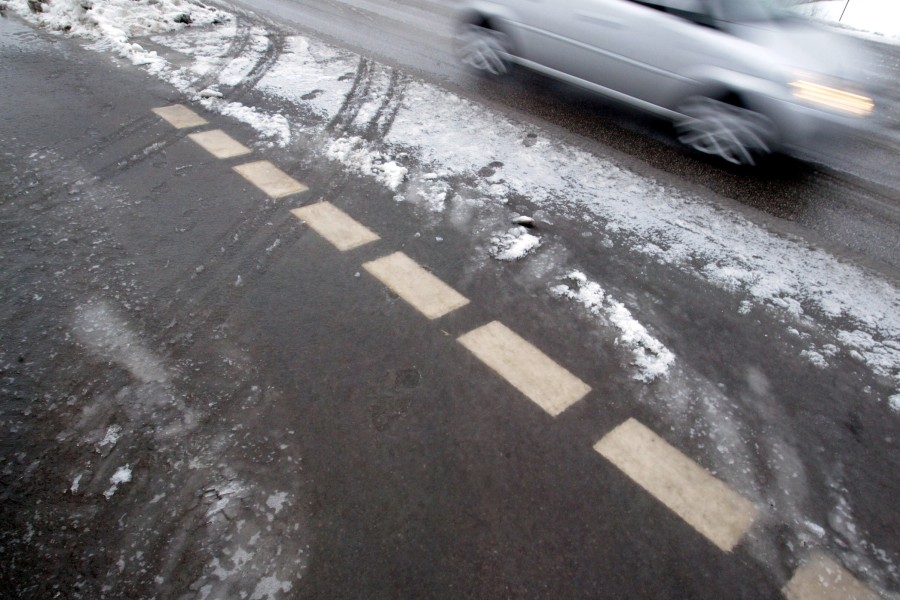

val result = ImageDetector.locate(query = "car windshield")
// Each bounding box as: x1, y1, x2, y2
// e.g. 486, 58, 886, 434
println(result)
710, 0, 786, 23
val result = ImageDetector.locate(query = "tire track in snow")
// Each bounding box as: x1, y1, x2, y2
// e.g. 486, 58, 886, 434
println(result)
365, 68, 409, 142
187, 19, 256, 93
231, 33, 287, 97
326, 57, 375, 136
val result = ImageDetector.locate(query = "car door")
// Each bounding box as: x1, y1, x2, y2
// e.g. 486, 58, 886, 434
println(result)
500, 0, 624, 81
508, 0, 694, 105
612, 0, 729, 108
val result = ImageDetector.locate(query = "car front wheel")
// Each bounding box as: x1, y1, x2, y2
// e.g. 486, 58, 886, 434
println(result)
456, 23, 512, 77
675, 96, 778, 166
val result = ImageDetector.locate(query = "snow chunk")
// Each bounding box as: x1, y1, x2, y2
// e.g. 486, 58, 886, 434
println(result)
490, 227, 541, 261
97, 424, 123, 450
553, 271, 674, 382
265, 491, 288, 514
801, 350, 829, 369
104, 465, 132, 499
250, 575, 292, 600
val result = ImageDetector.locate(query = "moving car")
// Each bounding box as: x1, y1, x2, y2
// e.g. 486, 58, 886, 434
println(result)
456, 0, 874, 165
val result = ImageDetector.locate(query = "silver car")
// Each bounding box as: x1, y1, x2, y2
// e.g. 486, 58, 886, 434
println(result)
456, 0, 874, 165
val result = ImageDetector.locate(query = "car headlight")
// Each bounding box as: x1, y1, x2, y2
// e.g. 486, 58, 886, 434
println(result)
789, 77, 874, 117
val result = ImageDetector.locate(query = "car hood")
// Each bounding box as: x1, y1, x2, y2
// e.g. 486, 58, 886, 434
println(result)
727, 19, 867, 83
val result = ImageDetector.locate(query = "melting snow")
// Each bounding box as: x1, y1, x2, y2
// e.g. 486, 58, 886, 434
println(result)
490, 227, 542, 261
325, 136, 407, 190
553, 271, 675, 382
266, 491, 288, 515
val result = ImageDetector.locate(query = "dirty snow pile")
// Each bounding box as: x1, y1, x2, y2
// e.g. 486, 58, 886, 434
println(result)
6, 0, 229, 67
6, 0, 297, 146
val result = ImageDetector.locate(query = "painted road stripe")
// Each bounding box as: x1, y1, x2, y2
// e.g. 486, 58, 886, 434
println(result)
783, 553, 882, 600
233, 161, 308, 199
152, 105, 208, 129
291, 202, 380, 251
458, 321, 591, 416
594, 418, 757, 552
188, 129, 252, 159
363, 252, 469, 320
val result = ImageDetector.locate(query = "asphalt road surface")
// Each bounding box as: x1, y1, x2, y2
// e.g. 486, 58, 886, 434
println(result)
1, 4, 898, 600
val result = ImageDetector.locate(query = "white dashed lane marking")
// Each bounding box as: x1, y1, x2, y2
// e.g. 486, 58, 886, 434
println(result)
152, 104, 208, 129
783, 553, 882, 600
188, 129, 252, 159
291, 202, 380, 251
594, 418, 757, 552
363, 252, 470, 320
233, 160, 309, 199
458, 321, 591, 416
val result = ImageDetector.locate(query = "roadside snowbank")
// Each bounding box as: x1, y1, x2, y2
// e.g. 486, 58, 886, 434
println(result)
790, 0, 900, 41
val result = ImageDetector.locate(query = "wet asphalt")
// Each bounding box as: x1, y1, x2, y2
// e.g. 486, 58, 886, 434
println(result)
0, 8, 898, 600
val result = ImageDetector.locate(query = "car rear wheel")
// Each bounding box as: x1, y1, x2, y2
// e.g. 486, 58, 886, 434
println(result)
456, 23, 512, 77
675, 96, 778, 166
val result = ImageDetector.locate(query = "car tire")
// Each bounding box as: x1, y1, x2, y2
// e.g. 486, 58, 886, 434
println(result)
456, 22, 513, 77
675, 96, 778, 166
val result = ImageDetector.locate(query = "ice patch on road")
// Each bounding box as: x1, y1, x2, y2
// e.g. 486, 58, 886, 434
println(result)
74, 301, 169, 384
266, 491, 288, 515
552, 271, 675, 382
195, 480, 307, 600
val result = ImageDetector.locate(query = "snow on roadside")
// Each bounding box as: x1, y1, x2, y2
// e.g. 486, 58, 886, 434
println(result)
5, 0, 228, 66
201, 99, 291, 147
789, 0, 900, 42
552, 272, 675, 382
383, 79, 899, 397
325, 136, 407, 191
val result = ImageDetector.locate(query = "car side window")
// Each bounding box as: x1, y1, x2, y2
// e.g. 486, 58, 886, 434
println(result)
631, 0, 715, 27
